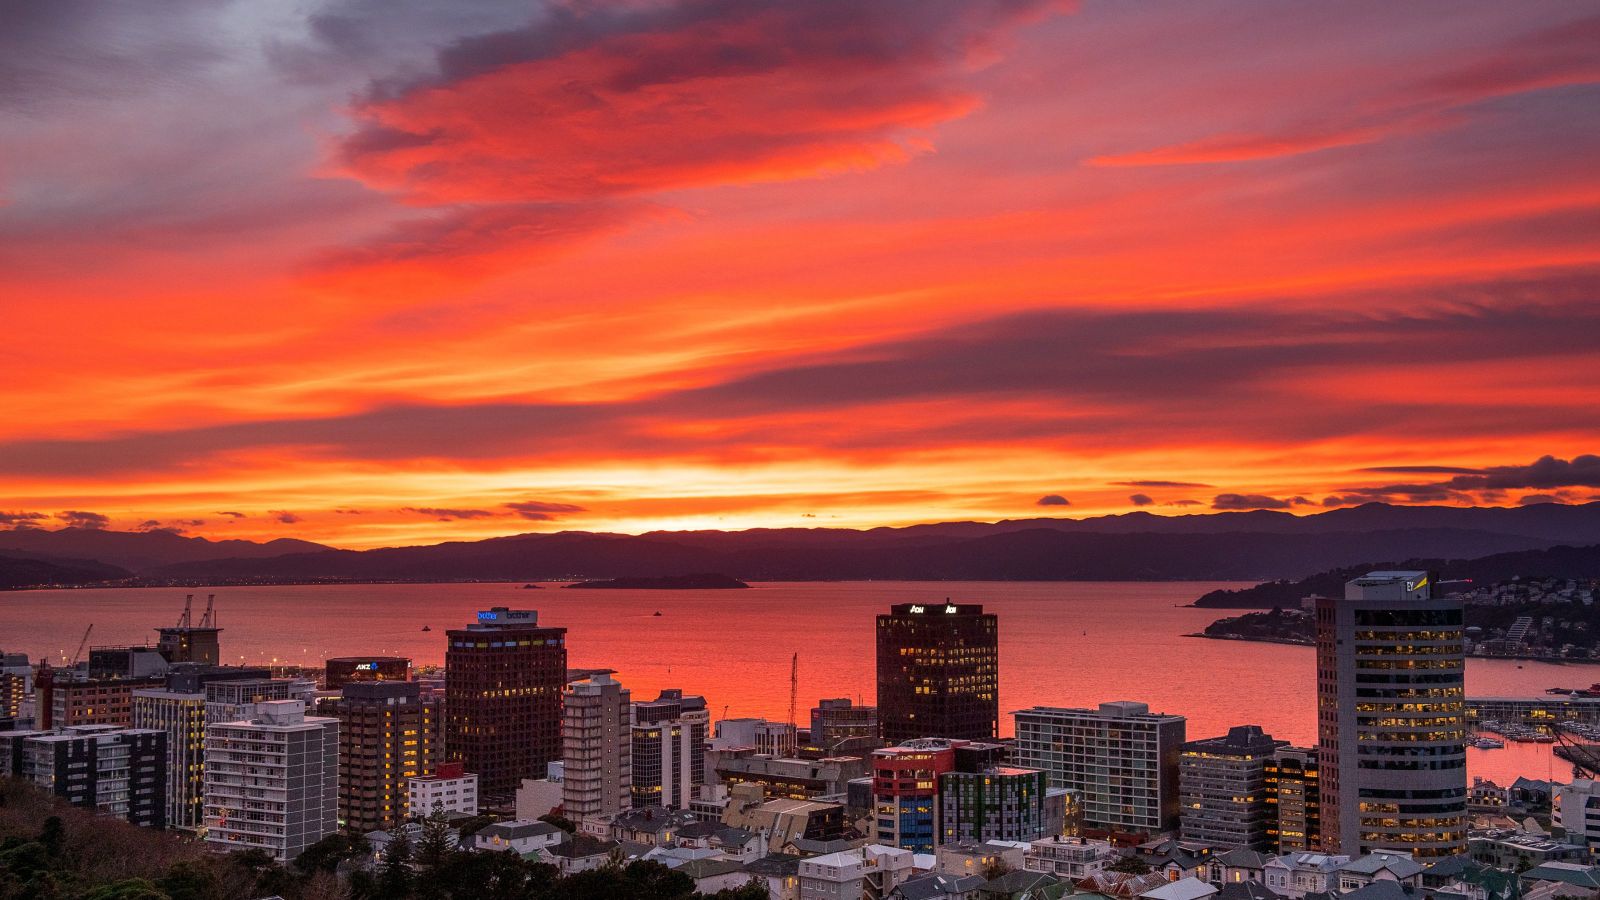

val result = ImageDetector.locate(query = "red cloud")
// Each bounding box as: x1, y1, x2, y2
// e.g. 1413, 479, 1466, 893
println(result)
338, 1, 1062, 205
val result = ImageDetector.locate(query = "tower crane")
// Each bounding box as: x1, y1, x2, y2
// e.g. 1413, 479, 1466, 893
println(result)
70, 624, 93, 667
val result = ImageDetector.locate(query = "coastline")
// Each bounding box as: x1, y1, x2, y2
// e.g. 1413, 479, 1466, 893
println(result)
1186, 632, 1600, 666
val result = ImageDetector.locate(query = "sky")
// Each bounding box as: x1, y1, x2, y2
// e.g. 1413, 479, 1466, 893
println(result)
2, 0, 1598, 549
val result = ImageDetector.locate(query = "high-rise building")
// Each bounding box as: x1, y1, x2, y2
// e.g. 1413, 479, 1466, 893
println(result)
1, 652, 32, 725
876, 603, 999, 744
1013, 700, 1186, 836
1179, 725, 1286, 850
204, 676, 317, 726
130, 665, 277, 831
132, 686, 208, 830
810, 698, 880, 756
1271, 745, 1321, 853
444, 608, 567, 799
1317, 571, 1466, 858
631, 688, 708, 810
317, 681, 439, 832
872, 739, 956, 852
563, 673, 631, 821
939, 765, 1058, 846
0, 725, 167, 827
324, 656, 410, 690
204, 700, 338, 862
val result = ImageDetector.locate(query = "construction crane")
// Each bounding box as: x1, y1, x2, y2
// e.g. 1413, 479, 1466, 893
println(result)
70, 624, 93, 667
787, 652, 799, 756
175, 594, 194, 628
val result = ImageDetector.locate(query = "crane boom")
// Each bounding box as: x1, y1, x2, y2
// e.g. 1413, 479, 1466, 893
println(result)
71, 624, 93, 666
788, 652, 799, 755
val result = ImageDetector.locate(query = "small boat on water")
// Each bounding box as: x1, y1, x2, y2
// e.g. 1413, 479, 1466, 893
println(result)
421, 625, 432, 632
653, 611, 663, 617
1474, 737, 1505, 749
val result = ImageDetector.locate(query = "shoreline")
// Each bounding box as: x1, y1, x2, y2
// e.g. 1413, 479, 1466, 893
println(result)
1186, 632, 1600, 666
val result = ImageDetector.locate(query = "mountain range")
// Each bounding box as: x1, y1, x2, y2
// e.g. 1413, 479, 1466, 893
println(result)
1, 502, 1598, 588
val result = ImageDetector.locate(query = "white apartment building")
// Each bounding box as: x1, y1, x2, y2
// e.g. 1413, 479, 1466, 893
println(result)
1013, 700, 1187, 834
1557, 779, 1600, 850
204, 700, 338, 862
798, 844, 919, 900
408, 763, 479, 818
1025, 835, 1118, 879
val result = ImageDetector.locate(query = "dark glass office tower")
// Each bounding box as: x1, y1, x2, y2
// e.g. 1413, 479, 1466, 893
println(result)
876, 602, 998, 744
444, 608, 567, 799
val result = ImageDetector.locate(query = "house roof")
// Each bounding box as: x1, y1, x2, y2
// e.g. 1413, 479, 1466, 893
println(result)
1217, 881, 1284, 900
476, 820, 562, 841
1216, 849, 1272, 869
742, 854, 802, 877
1139, 876, 1220, 900
676, 858, 746, 879
980, 869, 1061, 895
1522, 863, 1600, 890
894, 873, 987, 900
545, 834, 616, 859
1338, 854, 1426, 879
1338, 881, 1414, 900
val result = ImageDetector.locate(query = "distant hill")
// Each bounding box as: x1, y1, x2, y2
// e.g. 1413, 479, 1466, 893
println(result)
0, 552, 130, 590
8, 502, 1600, 586
565, 573, 750, 589
1193, 543, 1600, 608
0, 528, 330, 572
146, 523, 1561, 584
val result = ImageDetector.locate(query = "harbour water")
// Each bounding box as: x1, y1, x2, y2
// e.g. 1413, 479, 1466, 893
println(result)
1, 580, 1577, 785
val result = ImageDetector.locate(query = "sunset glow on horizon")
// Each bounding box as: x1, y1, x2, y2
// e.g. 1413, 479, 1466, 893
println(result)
3, 1, 1599, 548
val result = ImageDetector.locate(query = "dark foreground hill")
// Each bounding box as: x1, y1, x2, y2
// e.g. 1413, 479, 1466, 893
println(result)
1193, 543, 1600, 608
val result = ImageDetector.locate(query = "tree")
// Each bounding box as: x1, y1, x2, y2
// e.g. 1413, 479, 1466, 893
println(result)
537, 813, 577, 834
79, 879, 169, 900
376, 832, 415, 900
157, 860, 224, 900
413, 808, 457, 900
295, 832, 371, 875
455, 815, 494, 839
1108, 855, 1152, 875
37, 817, 65, 857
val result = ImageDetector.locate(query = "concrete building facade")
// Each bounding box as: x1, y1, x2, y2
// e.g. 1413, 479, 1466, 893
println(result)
563, 673, 632, 821
204, 700, 339, 862
1014, 700, 1186, 836
1317, 571, 1467, 858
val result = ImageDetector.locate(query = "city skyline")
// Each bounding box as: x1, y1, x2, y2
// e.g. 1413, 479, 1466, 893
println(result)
4, 2, 1599, 547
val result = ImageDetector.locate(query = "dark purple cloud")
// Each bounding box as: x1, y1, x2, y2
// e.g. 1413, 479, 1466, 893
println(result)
57, 510, 110, 529
269, 510, 303, 524
0, 272, 1596, 479
1129, 493, 1154, 507
216, 511, 246, 518
505, 500, 587, 520
1115, 480, 1212, 488
1166, 499, 1203, 507
1036, 494, 1071, 506
1212, 494, 1310, 511
1328, 454, 1600, 505
1518, 494, 1564, 506
0, 511, 49, 528
401, 507, 496, 521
